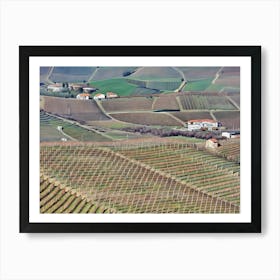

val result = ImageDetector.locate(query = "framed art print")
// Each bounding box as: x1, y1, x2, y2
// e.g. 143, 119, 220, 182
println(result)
19, 46, 261, 233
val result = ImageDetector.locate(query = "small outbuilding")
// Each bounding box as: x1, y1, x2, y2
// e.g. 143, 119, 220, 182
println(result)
106, 92, 118, 98
205, 138, 219, 149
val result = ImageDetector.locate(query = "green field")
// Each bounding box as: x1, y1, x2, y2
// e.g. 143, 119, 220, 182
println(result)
90, 77, 181, 96
183, 78, 213, 91
90, 78, 138, 96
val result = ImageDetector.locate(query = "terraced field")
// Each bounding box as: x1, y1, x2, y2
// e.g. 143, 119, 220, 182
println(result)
212, 139, 240, 163
170, 111, 213, 122
41, 96, 109, 122
101, 97, 154, 112
213, 111, 240, 129
110, 112, 183, 126
180, 67, 220, 80
179, 93, 235, 110
89, 67, 136, 81
114, 144, 240, 205
228, 93, 240, 107
50, 67, 97, 83
153, 94, 180, 111
215, 67, 240, 88
40, 111, 110, 142
40, 143, 240, 213
40, 175, 116, 213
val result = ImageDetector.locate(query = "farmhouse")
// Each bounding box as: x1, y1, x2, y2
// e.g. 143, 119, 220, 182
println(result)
47, 83, 66, 92
222, 131, 240, 139
93, 93, 106, 100
76, 93, 91, 100
106, 92, 118, 99
187, 119, 219, 131
205, 138, 219, 149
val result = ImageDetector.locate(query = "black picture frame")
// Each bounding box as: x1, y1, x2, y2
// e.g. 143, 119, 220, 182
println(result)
20, 46, 261, 233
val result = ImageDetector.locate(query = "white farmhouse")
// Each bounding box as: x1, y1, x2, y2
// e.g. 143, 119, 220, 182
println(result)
93, 93, 106, 100
187, 119, 219, 131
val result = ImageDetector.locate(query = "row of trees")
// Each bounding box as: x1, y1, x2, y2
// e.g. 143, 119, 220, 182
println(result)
122, 126, 224, 140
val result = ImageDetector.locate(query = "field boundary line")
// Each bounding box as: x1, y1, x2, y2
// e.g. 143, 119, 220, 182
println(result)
172, 67, 186, 92
57, 126, 78, 141
151, 97, 158, 110
88, 67, 99, 82
211, 67, 224, 84
163, 112, 186, 126
226, 96, 240, 110
46, 66, 54, 83
209, 110, 217, 121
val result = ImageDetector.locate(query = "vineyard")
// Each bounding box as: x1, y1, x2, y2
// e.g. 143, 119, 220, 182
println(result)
170, 111, 213, 122
215, 67, 240, 88
101, 97, 154, 112
228, 94, 240, 107
180, 67, 220, 80
110, 112, 183, 126
40, 143, 240, 213
212, 111, 240, 129
40, 175, 116, 213
210, 139, 240, 162
41, 96, 109, 122
178, 93, 235, 110
114, 144, 240, 205
152, 94, 180, 111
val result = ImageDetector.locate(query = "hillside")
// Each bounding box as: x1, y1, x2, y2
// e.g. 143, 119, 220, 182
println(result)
50, 67, 97, 83
40, 143, 240, 213
130, 67, 181, 79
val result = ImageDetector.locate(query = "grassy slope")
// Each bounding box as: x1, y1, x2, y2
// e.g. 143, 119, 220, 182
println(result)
90, 78, 138, 96
40, 112, 110, 142
183, 78, 213, 91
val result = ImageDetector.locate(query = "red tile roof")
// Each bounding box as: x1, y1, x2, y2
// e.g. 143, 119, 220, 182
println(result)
188, 119, 216, 123
209, 138, 218, 143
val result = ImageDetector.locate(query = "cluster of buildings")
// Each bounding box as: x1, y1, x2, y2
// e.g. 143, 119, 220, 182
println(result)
76, 92, 119, 100
46, 82, 119, 101
186, 119, 240, 150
